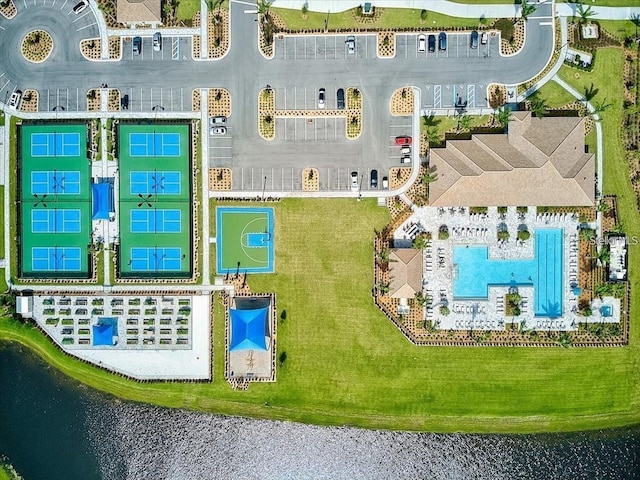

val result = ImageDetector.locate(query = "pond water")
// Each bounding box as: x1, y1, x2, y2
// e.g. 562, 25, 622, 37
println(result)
1, 343, 639, 479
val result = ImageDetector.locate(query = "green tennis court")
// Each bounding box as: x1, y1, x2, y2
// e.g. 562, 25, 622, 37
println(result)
216, 207, 274, 274
18, 124, 91, 278
117, 123, 192, 278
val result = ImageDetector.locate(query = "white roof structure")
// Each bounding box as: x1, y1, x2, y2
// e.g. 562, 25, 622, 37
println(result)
609, 236, 627, 281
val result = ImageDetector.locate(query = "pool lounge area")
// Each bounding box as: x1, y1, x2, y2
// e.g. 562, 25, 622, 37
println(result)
453, 229, 563, 318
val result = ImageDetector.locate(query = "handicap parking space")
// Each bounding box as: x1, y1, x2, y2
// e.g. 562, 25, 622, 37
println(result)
422, 83, 487, 109
274, 34, 375, 61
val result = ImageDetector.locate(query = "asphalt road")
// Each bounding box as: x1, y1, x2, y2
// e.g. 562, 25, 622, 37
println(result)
0, 0, 555, 192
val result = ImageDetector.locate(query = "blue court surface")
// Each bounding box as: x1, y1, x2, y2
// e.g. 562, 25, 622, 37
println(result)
130, 209, 181, 233
31, 209, 81, 233
453, 229, 564, 317
129, 171, 181, 195
30, 132, 81, 157
130, 247, 183, 271
31, 171, 81, 195
31, 246, 82, 271
129, 132, 181, 157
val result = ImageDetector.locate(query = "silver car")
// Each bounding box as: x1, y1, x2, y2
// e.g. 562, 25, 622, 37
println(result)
346, 35, 355, 54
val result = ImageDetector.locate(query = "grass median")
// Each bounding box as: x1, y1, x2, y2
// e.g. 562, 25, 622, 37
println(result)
3, 194, 640, 432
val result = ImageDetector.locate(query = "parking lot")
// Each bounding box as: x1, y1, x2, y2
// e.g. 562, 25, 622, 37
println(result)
121, 35, 192, 61
396, 31, 497, 59
274, 34, 377, 61
208, 133, 234, 168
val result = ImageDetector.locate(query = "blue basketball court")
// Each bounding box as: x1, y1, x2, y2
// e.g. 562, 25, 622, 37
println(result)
31, 246, 82, 271
130, 209, 182, 233
30, 132, 81, 157
129, 132, 181, 157
31, 209, 81, 234
129, 171, 181, 195
129, 247, 184, 271
31, 171, 81, 195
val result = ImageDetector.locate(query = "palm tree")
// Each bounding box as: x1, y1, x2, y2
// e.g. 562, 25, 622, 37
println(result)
377, 283, 390, 294
590, 99, 611, 121
582, 82, 599, 107
422, 113, 440, 128
456, 114, 471, 133
493, 106, 512, 130
595, 247, 611, 267
529, 96, 548, 118
412, 235, 429, 250
597, 200, 611, 213
630, 13, 640, 40
207, 0, 223, 11
421, 171, 438, 184
425, 126, 439, 144
301, 2, 308, 18
556, 331, 572, 348
520, 0, 536, 21
579, 228, 595, 242
576, 3, 596, 25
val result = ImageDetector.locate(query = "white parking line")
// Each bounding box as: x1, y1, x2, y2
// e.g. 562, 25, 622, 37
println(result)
77, 22, 96, 32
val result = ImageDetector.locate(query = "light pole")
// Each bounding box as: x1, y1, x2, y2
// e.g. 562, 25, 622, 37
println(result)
357, 174, 363, 201
262, 175, 267, 200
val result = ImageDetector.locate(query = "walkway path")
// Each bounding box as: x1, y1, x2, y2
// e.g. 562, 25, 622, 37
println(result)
271, 0, 640, 20
200, 89, 211, 286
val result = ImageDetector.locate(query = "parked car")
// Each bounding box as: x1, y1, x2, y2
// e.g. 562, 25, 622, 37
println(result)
470, 30, 479, 49
395, 135, 412, 146
132, 36, 142, 55
8, 90, 22, 109
370, 169, 378, 188
400, 155, 412, 164
382, 176, 389, 189
428, 34, 436, 53
121, 94, 129, 110
72, 0, 88, 14
210, 126, 226, 135
209, 116, 227, 126
350, 171, 358, 191
401, 146, 411, 155
417, 34, 426, 53
153, 32, 162, 52
481, 32, 488, 45
438, 32, 447, 51
346, 35, 356, 54
318, 88, 326, 109
336, 88, 345, 109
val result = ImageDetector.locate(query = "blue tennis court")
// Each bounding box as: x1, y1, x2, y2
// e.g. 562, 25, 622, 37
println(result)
31, 246, 82, 271
31, 171, 81, 195
31, 209, 81, 233
129, 247, 183, 271
129, 171, 181, 195
30, 132, 81, 157
129, 132, 181, 157
130, 209, 181, 233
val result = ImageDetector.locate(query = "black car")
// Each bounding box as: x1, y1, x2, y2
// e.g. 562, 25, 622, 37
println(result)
370, 169, 378, 189
438, 32, 447, 51
337, 88, 345, 109
470, 30, 479, 49
428, 34, 436, 53
132, 36, 142, 55
121, 94, 129, 110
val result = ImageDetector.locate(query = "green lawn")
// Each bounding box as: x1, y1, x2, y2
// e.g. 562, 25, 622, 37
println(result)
534, 81, 577, 109
176, 0, 200, 22
598, 20, 640, 40
560, 0, 640, 6
274, 7, 491, 31
3, 193, 640, 432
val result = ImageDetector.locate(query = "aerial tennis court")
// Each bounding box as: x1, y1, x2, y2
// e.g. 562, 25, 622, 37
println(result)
216, 207, 275, 274
118, 123, 192, 278
30, 131, 81, 157
18, 124, 91, 278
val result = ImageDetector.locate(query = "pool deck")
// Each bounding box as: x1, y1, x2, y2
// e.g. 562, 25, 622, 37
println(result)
395, 206, 621, 332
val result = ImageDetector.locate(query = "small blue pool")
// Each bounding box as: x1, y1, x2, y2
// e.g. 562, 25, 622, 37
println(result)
600, 305, 612, 317
453, 229, 563, 317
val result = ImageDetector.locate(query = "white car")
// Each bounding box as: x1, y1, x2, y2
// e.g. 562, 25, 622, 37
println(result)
346, 35, 355, 54
210, 126, 226, 135
153, 32, 162, 52
417, 34, 426, 53
318, 88, 326, 109
350, 171, 358, 191
9, 90, 22, 109
72, 0, 88, 14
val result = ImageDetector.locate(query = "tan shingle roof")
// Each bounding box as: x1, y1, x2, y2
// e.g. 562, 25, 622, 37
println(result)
389, 249, 423, 299
117, 0, 161, 24
429, 113, 595, 207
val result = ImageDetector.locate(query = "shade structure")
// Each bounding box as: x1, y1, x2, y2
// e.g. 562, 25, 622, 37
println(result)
91, 182, 113, 220
229, 307, 268, 352
92, 324, 114, 346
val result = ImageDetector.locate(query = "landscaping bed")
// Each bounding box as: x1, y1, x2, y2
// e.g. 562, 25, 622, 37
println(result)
302, 168, 319, 191
208, 168, 232, 190
390, 87, 413, 116
208, 88, 231, 117
21, 30, 53, 63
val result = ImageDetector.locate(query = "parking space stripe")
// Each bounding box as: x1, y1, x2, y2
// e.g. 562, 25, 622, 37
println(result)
77, 23, 95, 32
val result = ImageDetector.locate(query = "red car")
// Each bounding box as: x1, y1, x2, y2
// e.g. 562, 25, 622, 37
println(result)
395, 135, 412, 145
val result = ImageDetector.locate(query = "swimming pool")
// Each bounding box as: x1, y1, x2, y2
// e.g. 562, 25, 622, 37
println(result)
453, 229, 563, 317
